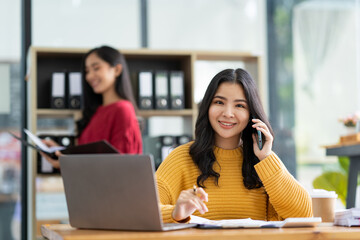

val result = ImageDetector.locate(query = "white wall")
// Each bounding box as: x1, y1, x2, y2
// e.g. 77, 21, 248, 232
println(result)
0, 0, 21, 61
32, 0, 140, 48
148, 0, 265, 53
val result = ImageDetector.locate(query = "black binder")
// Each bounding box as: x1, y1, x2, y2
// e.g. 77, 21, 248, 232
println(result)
51, 72, 66, 109
138, 71, 154, 109
68, 72, 82, 109
143, 135, 176, 169
143, 136, 162, 169
61, 140, 118, 155
169, 71, 185, 109
159, 135, 176, 163
176, 135, 192, 146
154, 71, 169, 109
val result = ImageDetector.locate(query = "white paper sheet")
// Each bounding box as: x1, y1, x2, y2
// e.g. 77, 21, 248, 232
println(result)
189, 215, 322, 228
24, 129, 65, 153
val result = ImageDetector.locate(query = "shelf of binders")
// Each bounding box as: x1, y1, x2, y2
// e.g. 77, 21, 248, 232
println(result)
30, 47, 194, 114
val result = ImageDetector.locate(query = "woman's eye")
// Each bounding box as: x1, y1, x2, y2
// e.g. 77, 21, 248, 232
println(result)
236, 104, 245, 108
214, 100, 223, 105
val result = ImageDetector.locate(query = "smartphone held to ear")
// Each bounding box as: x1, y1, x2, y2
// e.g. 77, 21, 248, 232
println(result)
255, 129, 263, 150
252, 116, 263, 150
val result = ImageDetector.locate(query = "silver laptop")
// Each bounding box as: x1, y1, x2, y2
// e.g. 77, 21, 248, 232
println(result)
59, 154, 196, 231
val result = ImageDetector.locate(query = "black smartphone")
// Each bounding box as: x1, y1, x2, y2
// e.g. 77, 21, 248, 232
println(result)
252, 117, 263, 150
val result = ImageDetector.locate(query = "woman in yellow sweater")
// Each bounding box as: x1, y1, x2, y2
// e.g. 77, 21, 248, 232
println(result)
156, 68, 313, 223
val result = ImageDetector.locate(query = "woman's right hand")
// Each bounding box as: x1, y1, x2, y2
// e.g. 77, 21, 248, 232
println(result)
39, 139, 63, 169
172, 186, 209, 222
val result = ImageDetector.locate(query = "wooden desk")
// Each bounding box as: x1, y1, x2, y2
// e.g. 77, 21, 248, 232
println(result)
42, 224, 360, 240
325, 143, 360, 208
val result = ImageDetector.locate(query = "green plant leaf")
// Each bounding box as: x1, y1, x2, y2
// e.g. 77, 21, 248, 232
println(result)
312, 171, 347, 206
338, 156, 350, 174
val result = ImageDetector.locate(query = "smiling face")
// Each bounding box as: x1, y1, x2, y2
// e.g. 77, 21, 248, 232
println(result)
85, 52, 121, 95
208, 82, 250, 149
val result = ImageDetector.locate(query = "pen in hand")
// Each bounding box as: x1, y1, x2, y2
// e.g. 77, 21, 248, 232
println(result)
172, 184, 209, 221
192, 185, 209, 214
193, 185, 197, 195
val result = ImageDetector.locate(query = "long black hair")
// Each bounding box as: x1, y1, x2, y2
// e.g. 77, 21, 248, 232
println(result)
76, 46, 137, 136
189, 68, 273, 189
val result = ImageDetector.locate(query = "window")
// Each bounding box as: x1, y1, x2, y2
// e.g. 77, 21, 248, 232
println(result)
0, 0, 22, 239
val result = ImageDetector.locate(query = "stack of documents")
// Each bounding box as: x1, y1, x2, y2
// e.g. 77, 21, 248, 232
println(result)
334, 208, 360, 227
189, 215, 322, 228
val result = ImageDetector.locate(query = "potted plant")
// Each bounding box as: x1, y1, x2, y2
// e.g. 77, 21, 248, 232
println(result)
339, 111, 360, 135
312, 157, 350, 206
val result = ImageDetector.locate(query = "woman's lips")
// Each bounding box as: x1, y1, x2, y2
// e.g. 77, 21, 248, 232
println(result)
218, 121, 236, 129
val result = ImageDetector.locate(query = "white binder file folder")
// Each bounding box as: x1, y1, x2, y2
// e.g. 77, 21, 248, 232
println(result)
138, 71, 154, 109
169, 71, 185, 109
51, 72, 66, 109
68, 72, 82, 109
154, 71, 169, 109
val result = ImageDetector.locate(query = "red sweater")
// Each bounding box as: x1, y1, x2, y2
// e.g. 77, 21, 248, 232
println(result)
78, 100, 142, 154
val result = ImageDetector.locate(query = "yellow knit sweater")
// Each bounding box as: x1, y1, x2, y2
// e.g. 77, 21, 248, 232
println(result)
156, 142, 313, 223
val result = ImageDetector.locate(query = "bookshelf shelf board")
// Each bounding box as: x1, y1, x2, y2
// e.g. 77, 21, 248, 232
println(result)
36, 109, 81, 118
138, 109, 193, 117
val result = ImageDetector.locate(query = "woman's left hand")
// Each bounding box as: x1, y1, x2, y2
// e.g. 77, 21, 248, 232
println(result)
251, 118, 273, 161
